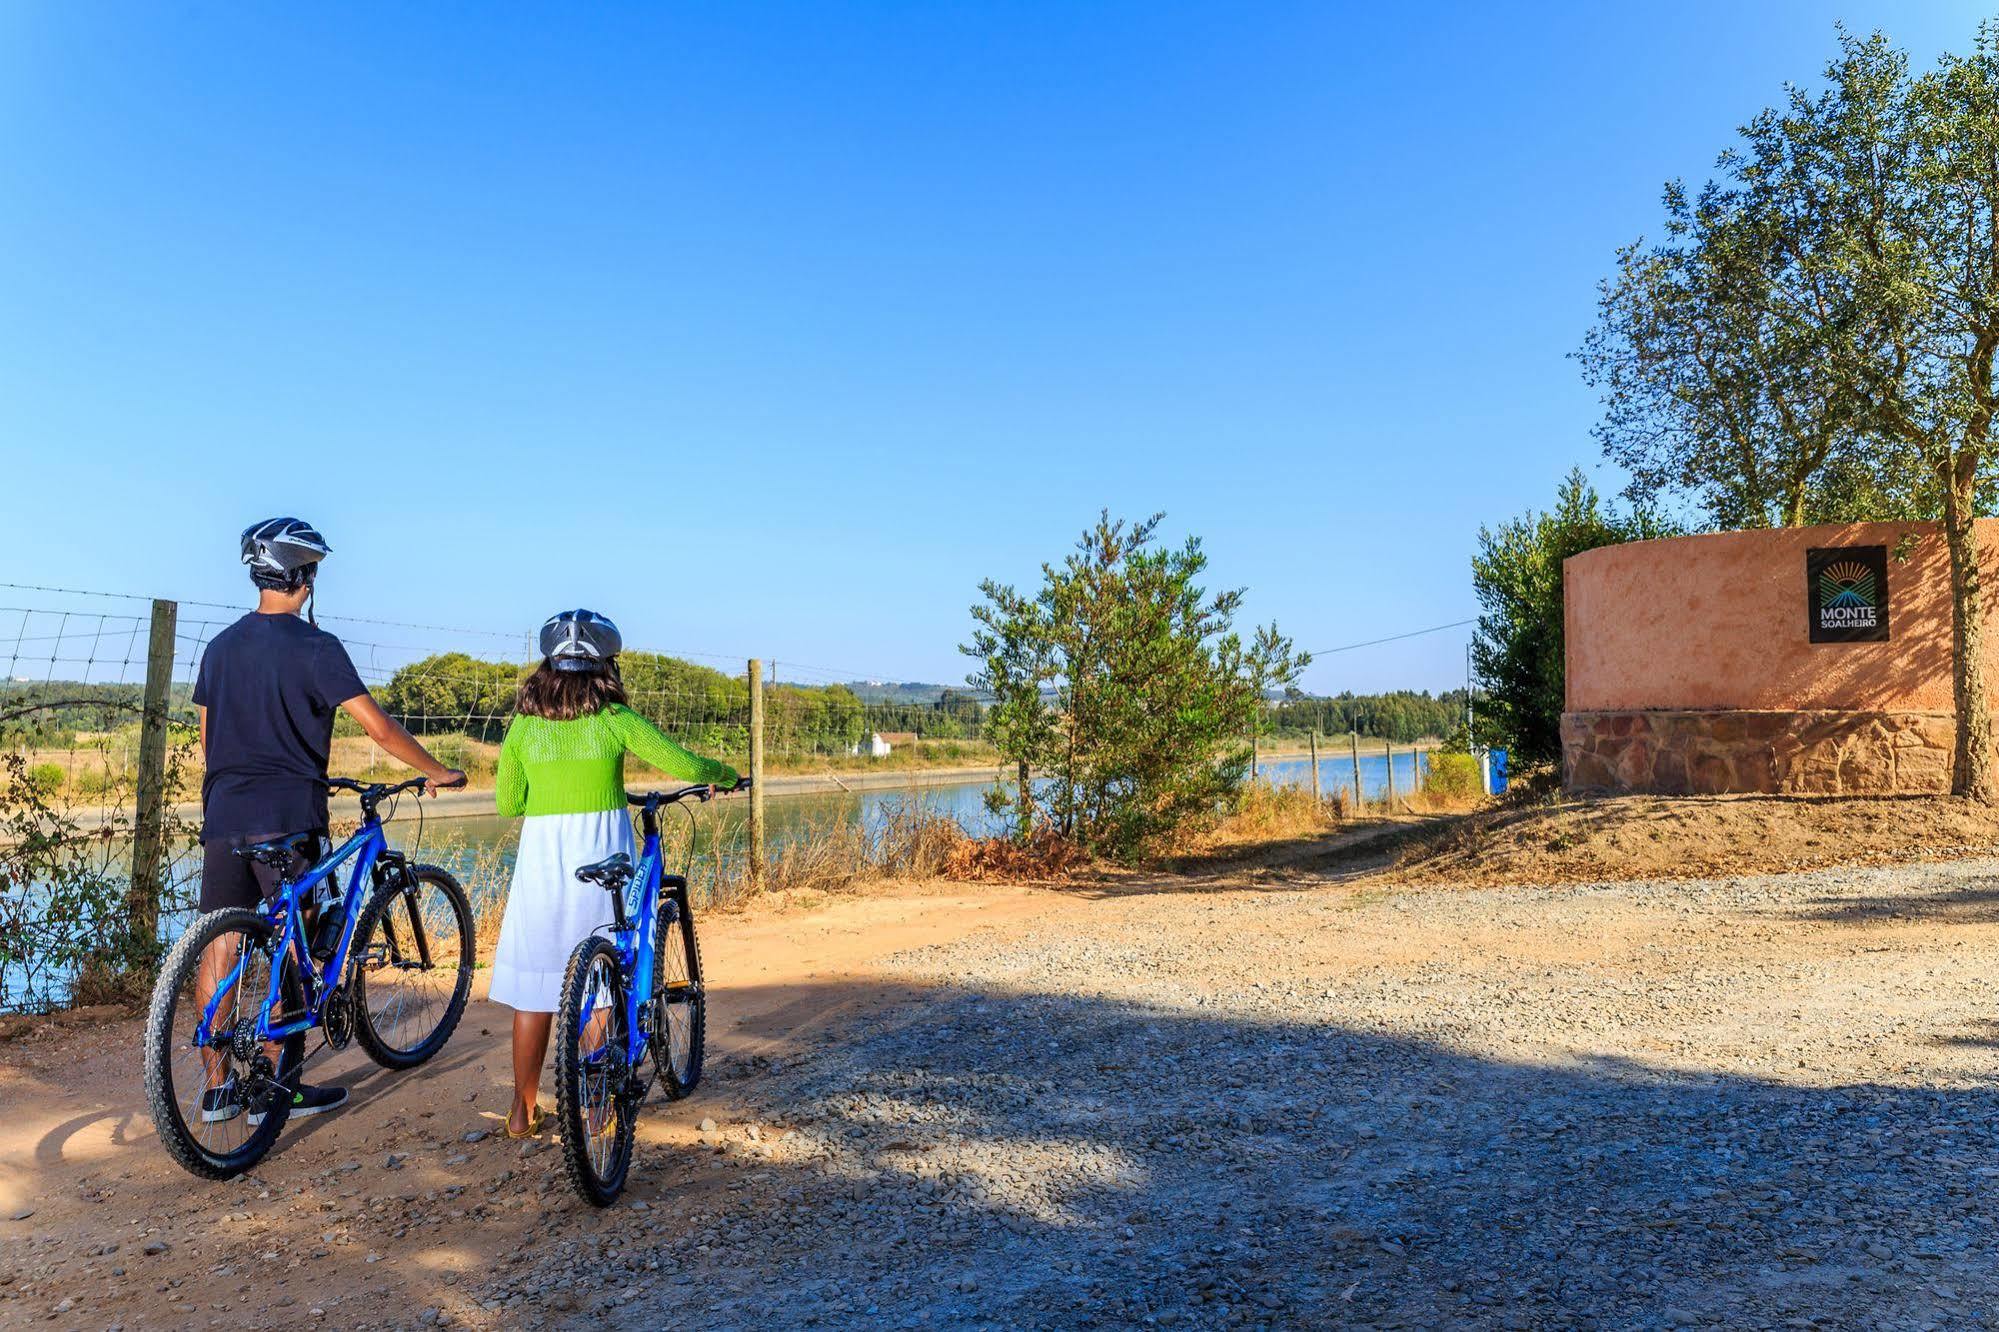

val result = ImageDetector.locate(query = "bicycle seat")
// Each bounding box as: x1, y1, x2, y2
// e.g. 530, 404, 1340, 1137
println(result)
233, 834, 316, 869
575, 853, 634, 890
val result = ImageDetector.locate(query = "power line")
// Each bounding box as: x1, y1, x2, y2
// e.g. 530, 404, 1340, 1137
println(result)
1306, 618, 1475, 656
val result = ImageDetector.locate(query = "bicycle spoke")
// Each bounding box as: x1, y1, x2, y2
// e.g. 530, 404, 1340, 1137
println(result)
356, 880, 464, 1054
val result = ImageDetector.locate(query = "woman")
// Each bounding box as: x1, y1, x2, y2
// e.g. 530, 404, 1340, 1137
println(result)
490, 609, 739, 1137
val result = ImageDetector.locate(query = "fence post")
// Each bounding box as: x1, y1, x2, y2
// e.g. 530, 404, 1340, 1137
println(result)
747, 658, 766, 891
1350, 727, 1363, 812
1384, 742, 1396, 805
128, 598, 177, 961
1308, 730, 1321, 804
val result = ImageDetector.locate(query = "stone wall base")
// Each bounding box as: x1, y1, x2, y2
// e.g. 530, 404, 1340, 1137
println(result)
1561, 710, 1956, 796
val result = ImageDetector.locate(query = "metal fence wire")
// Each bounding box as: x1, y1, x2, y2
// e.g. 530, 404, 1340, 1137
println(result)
0, 586, 998, 1013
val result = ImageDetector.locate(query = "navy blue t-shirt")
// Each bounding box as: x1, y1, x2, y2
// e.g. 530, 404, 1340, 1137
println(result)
192, 612, 367, 843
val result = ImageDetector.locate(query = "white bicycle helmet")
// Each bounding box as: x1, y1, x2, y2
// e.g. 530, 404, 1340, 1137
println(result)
539, 609, 622, 673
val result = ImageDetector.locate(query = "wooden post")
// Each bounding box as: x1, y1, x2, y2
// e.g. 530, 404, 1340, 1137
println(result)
1308, 730, 1321, 804
747, 658, 766, 891
1384, 742, 1396, 805
1251, 732, 1258, 780
128, 598, 177, 962
1350, 727, 1363, 812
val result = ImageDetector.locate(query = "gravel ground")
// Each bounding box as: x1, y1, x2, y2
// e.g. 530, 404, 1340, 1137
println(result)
12, 859, 1999, 1330
480, 858, 1999, 1332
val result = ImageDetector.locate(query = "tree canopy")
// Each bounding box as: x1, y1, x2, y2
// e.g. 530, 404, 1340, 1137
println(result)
1471, 470, 1676, 767
964, 512, 1307, 858
1577, 24, 1999, 798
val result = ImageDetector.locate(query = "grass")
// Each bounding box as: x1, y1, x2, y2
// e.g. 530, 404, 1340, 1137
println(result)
429, 794, 972, 964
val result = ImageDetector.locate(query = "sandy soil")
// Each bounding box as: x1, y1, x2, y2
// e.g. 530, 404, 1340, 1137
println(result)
1369, 791, 1999, 886
0, 882, 1057, 1329
11, 828, 1999, 1327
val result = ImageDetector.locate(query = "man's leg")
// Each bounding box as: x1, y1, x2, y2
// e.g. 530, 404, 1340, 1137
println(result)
244, 833, 348, 1121
192, 837, 261, 1118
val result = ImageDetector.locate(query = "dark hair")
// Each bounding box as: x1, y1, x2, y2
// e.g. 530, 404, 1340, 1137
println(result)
515, 659, 626, 721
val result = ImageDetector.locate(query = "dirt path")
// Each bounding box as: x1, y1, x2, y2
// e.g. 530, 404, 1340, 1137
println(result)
0, 882, 1060, 1330
12, 855, 1999, 1328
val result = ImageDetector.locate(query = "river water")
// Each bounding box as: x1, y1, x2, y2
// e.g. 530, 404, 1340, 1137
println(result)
402, 748, 1425, 889
4, 750, 1423, 1010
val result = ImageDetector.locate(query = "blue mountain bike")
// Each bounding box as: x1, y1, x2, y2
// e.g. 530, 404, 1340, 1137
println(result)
144, 776, 474, 1179
555, 781, 741, 1204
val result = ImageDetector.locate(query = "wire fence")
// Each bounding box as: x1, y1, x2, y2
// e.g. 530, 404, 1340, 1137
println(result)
0, 580, 1464, 1015
0, 585, 999, 1013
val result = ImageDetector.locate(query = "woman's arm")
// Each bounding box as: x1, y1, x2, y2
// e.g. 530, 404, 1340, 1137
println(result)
604, 705, 739, 788
495, 718, 528, 817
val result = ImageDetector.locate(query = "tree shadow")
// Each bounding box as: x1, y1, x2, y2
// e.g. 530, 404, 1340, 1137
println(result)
1778, 861, 1999, 926
598, 977, 1999, 1329
11, 976, 1996, 1329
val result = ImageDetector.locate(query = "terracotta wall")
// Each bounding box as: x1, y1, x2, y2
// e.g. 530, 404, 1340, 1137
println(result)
1563, 519, 1999, 714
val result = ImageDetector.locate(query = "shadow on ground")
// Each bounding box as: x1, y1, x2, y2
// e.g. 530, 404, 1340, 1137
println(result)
8, 971, 1996, 1329
557, 978, 1999, 1330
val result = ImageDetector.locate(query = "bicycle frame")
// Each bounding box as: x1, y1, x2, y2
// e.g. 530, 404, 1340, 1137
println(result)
195, 815, 393, 1048
581, 805, 687, 1075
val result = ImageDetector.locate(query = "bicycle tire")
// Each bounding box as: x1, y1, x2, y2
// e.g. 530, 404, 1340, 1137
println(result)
556, 936, 636, 1206
350, 864, 474, 1070
144, 908, 304, 1180
649, 883, 706, 1100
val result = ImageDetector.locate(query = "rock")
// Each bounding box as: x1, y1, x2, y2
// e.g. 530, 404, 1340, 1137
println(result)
142, 1241, 168, 1256
445, 1153, 469, 1166
464, 1129, 490, 1144
6, 1208, 31, 1221
698, 1118, 718, 1133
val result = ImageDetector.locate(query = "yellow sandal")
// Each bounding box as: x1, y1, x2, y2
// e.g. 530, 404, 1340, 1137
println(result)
504, 1105, 548, 1139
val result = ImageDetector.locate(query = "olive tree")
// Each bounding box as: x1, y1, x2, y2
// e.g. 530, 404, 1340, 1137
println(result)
1582, 26, 1999, 800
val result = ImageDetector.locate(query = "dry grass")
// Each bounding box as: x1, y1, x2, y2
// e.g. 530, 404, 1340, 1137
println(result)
710, 800, 968, 909
945, 828, 1094, 883
1371, 788, 1999, 887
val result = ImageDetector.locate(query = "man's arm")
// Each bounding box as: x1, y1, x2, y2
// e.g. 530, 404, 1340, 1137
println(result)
337, 694, 467, 792
198, 705, 207, 756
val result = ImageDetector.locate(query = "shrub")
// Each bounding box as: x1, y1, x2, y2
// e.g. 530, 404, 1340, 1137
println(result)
25, 763, 62, 794
1471, 470, 1675, 765
1422, 752, 1484, 803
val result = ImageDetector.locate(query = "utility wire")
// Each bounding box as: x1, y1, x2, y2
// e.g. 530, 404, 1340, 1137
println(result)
1306, 618, 1475, 656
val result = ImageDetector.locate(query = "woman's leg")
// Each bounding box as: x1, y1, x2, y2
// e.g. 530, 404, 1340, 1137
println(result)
510, 1010, 553, 1134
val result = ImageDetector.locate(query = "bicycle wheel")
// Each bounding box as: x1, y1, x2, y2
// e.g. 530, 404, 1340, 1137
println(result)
144, 909, 305, 1180
649, 885, 706, 1100
350, 864, 474, 1070
556, 937, 635, 1206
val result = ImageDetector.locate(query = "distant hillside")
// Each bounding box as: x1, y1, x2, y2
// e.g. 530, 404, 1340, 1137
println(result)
836, 680, 964, 705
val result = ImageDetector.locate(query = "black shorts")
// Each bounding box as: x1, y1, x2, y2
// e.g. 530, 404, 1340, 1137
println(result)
199, 830, 327, 913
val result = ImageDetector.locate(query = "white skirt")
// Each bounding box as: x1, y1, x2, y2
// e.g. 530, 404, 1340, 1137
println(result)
489, 809, 634, 1012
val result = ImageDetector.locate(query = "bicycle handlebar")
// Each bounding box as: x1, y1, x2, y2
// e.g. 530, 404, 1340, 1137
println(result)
626, 777, 750, 808
327, 774, 463, 803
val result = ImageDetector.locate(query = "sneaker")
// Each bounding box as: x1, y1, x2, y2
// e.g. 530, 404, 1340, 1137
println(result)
199, 1084, 244, 1124
248, 1082, 349, 1127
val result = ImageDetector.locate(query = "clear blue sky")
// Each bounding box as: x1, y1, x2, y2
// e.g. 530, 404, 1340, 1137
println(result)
2, 2, 1988, 692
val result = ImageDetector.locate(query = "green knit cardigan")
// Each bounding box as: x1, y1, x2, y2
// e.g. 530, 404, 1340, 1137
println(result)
494, 704, 739, 818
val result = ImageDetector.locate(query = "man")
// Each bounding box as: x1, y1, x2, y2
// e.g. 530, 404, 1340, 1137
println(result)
193, 516, 465, 1122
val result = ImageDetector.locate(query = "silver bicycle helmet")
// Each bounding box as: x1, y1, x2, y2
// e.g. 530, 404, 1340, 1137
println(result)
539, 609, 622, 673
240, 517, 331, 591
